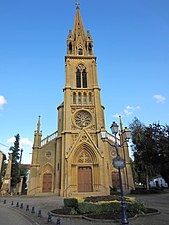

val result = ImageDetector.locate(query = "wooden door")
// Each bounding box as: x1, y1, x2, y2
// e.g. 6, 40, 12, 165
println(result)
42, 173, 52, 192
112, 172, 120, 189
78, 167, 93, 192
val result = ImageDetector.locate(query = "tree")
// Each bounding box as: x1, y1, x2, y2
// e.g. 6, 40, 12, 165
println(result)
153, 123, 169, 185
9, 134, 21, 187
129, 118, 169, 188
129, 117, 148, 187
20, 166, 28, 194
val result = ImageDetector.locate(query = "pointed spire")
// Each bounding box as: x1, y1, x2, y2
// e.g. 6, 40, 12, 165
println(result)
37, 115, 41, 132
67, 3, 93, 56
74, 2, 86, 40
119, 115, 123, 132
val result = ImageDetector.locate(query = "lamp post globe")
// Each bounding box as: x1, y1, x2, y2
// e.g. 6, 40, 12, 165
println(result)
110, 121, 119, 134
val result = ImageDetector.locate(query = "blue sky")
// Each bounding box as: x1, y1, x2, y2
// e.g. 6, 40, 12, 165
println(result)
0, 0, 169, 163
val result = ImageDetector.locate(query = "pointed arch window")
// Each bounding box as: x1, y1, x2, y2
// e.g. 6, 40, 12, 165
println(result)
78, 48, 83, 55
76, 69, 81, 88
69, 42, 72, 54
82, 69, 87, 88
76, 64, 87, 88
73, 92, 76, 104
88, 43, 92, 55
83, 92, 87, 104
89, 92, 92, 104
78, 92, 82, 104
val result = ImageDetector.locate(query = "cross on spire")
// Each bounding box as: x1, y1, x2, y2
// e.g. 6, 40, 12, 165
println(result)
75, 1, 80, 9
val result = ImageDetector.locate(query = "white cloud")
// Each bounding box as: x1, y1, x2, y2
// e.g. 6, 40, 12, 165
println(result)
7, 137, 15, 143
153, 94, 166, 103
0, 96, 7, 109
112, 114, 120, 118
7, 137, 32, 147
124, 105, 140, 116
20, 138, 32, 147
112, 105, 140, 119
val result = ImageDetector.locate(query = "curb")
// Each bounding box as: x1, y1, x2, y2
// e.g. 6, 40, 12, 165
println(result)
51, 208, 160, 223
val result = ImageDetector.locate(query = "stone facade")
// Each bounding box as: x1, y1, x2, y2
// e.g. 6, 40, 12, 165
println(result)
1, 154, 12, 194
0, 150, 5, 174
28, 5, 134, 197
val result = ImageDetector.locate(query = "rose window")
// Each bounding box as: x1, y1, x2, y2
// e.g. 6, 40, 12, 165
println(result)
75, 110, 92, 128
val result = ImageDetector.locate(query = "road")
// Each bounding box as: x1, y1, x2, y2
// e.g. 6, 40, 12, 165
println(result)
0, 191, 169, 225
0, 205, 36, 225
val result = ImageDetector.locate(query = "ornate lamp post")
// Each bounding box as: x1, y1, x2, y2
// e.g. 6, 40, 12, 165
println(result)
100, 122, 131, 224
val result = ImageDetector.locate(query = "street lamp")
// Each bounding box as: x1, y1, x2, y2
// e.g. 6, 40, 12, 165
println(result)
100, 122, 131, 225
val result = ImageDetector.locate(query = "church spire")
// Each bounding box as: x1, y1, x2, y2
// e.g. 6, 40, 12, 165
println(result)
74, 2, 86, 42
67, 3, 93, 56
33, 115, 42, 148
37, 115, 41, 132
119, 115, 123, 131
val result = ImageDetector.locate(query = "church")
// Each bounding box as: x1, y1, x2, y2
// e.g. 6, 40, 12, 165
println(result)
28, 4, 134, 197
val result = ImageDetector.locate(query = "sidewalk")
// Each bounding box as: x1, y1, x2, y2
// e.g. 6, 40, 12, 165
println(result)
0, 192, 169, 225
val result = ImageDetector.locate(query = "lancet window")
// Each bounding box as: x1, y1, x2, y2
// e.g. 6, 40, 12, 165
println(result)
83, 92, 87, 104
76, 64, 87, 88
73, 92, 76, 104
78, 93, 82, 104
72, 92, 93, 105
89, 92, 92, 104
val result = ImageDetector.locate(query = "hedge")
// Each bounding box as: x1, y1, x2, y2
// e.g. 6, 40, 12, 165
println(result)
77, 201, 145, 214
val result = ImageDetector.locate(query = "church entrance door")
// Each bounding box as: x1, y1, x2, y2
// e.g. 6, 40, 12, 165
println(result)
112, 172, 120, 189
42, 173, 52, 192
78, 167, 93, 192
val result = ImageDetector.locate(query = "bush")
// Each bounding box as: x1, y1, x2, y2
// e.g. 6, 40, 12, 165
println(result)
84, 195, 121, 202
84, 195, 132, 203
127, 201, 145, 214
64, 198, 78, 209
130, 188, 164, 194
78, 201, 144, 215
110, 186, 121, 196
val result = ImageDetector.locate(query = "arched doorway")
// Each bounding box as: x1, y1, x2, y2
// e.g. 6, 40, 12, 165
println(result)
42, 173, 52, 192
78, 167, 93, 192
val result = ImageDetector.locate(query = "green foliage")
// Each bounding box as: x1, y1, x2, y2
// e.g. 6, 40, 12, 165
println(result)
109, 186, 121, 196
64, 198, 78, 209
127, 201, 145, 214
20, 166, 28, 193
9, 134, 21, 187
78, 201, 145, 214
129, 118, 169, 187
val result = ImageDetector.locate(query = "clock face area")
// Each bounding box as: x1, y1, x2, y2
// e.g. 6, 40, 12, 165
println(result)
74, 110, 92, 128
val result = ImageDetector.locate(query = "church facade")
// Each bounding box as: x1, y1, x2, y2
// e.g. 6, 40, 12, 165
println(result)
28, 5, 134, 197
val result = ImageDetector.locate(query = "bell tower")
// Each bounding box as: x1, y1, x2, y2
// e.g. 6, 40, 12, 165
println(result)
63, 3, 104, 131
59, 4, 109, 197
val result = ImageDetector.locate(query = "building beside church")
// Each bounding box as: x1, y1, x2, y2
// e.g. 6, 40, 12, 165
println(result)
28, 5, 134, 197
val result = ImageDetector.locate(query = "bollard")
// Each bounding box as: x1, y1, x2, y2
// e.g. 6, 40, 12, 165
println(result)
38, 210, 42, 218
47, 212, 52, 223
31, 206, 35, 213
20, 203, 23, 209
26, 205, 29, 211
56, 218, 61, 225
11, 201, 14, 206
16, 202, 19, 207
3, 199, 6, 204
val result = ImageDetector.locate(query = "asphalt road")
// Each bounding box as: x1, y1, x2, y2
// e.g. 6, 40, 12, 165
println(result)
0, 205, 36, 225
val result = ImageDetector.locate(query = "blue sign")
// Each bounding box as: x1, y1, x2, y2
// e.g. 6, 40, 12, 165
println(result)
113, 156, 126, 169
